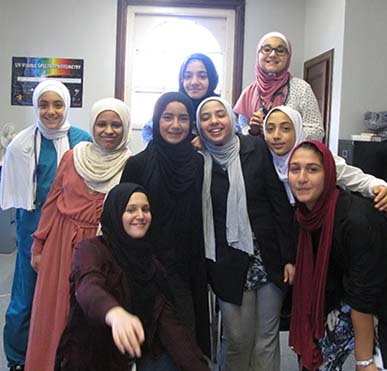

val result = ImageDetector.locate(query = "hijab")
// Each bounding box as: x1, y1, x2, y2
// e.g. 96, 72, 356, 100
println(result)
196, 96, 254, 261
144, 92, 201, 267
0, 79, 72, 210
288, 140, 340, 370
263, 105, 305, 204
100, 183, 168, 336
73, 98, 131, 193
178, 53, 219, 111
234, 32, 292, 118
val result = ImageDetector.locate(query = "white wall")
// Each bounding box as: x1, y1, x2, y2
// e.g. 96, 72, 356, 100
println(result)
0, 0, 117, 134
304, 0, 346, 153
2, 0, 386, 154
339, 0, 387, 140
243, 0, 306, 86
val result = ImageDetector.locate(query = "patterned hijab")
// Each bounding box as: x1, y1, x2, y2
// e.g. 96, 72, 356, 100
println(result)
288, 140, 340, 370
196, 96, 254, 261
263, 105, 305, 204
234, 32, 292, 117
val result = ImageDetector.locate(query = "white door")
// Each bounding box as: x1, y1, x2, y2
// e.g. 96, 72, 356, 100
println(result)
125, 6, 235, 128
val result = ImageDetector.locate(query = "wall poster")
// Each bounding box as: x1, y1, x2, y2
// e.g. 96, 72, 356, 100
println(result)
11, 57, 84, 107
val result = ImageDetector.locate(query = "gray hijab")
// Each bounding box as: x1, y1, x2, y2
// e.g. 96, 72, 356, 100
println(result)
196, 97, 254, 261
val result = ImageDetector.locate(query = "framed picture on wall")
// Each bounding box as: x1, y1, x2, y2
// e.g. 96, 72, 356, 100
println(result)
11, 57, 84, 107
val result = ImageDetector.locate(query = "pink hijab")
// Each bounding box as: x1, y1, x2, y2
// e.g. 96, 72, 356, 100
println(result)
234, 32, 292, 117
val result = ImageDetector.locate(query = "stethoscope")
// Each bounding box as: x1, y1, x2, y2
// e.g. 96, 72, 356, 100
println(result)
33, 127, 39, 185
258, 80, 290, 115
32, 127, 40, 206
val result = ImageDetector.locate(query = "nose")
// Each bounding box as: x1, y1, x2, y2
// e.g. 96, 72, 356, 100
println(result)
105, 124, 114, 134
273, 128, 281, 138
191, 74, 199, 85
208, 114, 218, 125
298, 169, 308, 183
47, 104, 55, 115
170, 116, 180, 128
135, 209, 144, 220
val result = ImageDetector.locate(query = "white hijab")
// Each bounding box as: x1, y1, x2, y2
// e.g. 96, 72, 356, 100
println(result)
263, 105, 305, 204
73, 98, 132, 194
196, 96, 254, 261
0, 79, 71, 210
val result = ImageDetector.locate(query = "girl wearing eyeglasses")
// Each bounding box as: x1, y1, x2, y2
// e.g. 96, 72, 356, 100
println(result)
234, 31, 324, 140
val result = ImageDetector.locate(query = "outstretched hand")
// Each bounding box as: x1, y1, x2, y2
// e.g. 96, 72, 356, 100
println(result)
105, 306, 145, 358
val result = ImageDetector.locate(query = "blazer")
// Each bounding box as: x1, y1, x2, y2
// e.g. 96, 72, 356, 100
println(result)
207, 135, 295, 305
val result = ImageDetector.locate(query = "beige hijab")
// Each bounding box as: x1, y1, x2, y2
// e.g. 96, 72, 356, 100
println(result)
73, 98, 132, 193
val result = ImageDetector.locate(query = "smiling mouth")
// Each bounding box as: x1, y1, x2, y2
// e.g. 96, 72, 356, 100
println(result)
297, 188, 311, 193
131, 223, 147, 227
209, 127, 223, 134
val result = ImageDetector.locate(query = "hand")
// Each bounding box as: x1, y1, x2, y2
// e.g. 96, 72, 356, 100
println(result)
283, 263, 295, 285
31, 253, 42, 273
105, 306, 144, 357
191, 135, 204, 150
372, 185, 387, 211
248, 110, 265, 136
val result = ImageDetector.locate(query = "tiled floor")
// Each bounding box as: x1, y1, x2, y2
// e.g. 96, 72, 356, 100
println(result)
0, 250, 355, 371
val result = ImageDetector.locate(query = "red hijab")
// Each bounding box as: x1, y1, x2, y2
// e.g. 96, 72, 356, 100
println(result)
288, 140, 340, 370
234, 31, 292, 117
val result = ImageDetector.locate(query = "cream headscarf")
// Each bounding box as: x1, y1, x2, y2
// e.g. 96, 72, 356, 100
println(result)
0, 79, 72, 210
263, 105, 305, 205
73, 98, 132, 193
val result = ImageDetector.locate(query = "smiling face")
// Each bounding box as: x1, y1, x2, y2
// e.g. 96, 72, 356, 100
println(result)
38, 91, 66, 129
264, 110, 296, 156
258, 37, 289, 74
159, 101, 190, 144
199, 100, 232, 146
93, 110, 124, 151
182, 59, 209, 100
122, 192, 152, 239
288, 147, 325, 210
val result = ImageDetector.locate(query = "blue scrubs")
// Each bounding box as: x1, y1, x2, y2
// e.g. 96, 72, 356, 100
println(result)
3, 126, 90, 367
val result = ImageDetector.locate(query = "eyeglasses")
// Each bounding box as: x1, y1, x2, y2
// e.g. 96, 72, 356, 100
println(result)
259, 44, 288, 56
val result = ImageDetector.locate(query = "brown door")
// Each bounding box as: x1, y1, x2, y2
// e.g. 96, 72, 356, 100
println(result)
304, 49, 334, 144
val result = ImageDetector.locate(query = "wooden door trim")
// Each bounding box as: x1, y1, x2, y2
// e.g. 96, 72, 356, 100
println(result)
304, 49, 334, 144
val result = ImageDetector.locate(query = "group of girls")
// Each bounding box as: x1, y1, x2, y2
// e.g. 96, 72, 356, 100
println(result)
0, 29, 387, 371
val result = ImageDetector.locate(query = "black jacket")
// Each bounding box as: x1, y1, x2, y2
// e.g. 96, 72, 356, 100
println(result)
207, 135, 296, 305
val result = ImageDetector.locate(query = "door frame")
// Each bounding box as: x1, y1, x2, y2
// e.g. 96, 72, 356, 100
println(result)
115, 0, 245, 104
304, 49, 334, 144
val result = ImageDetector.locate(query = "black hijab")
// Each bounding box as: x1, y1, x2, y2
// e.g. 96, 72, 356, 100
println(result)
178, 53, 219, 111
145, 92, 203, 271
100, 183, 169, 331
150, 91, 197, 194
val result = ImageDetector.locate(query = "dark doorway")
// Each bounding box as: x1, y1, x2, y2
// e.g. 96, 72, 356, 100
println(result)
304, 49, 334, 144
